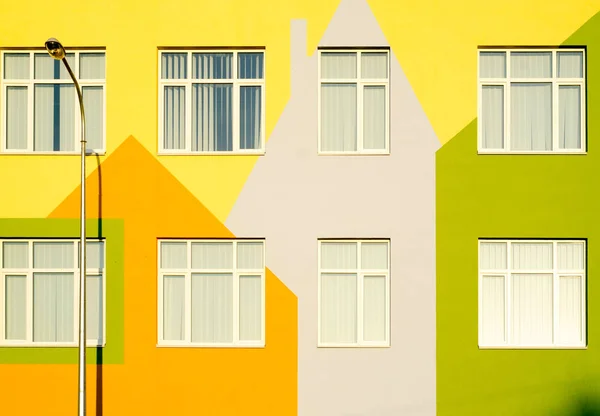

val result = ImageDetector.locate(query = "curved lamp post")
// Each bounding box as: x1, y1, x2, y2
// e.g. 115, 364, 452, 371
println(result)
45, 38, 87, 416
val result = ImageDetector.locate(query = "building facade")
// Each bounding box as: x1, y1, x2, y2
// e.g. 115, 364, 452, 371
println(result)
0, 0, 598, 415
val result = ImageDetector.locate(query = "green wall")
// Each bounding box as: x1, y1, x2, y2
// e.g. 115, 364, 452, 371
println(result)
436, 13, 600, 416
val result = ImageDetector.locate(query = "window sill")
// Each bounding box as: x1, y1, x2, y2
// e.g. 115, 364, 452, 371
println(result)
317, 343, 390, 348
0, 151, 106, 156
156, 343, 265, 348
0, 342, 105, 348
479, 345, 587, 350
477, 150, 587, 155
318, 151, 390, 156
157, 151, 265, 156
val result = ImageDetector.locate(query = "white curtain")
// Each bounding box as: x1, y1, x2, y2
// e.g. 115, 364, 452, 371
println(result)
558, 52, 583, 78
511, 52, 551, 78
191, 242, 233, 269
4, 53, 29, 79
239, 86, 261, 150
33, 272, 74, 342
363, 275, 386, 342
161, 242, 187, 269
237, 242, 263, 269
161, 53, 187, 79
192, 84, 232, 151
511, 273, 553, 345
163, 86, 185, 150
361, 53, 387, 78
83, 86, 103, 151
512, 243, 552, 270
79, 53, 105, 80
321, 242, 357, 269
481, 86, 504, 149
84, 241, 105, 269
86, 274, 102, 342
192, 53, 231, 79
320, 273, 357, 343
321, 53, 356, 79
6, 87, 28, 150
558, 242, 584, 269
163, 275, 185, 341
321, 84, 357, 151
361, 242, 388, 269
238, 53, 263, 79
363, 86, 386, 150
480, 242, 507, 270
2, 242, 28, 268
34, 84, 75, 151
239, 275, 261, 341
558, 276, 583, 344
480, 275, 505, 344
5, 275, 26, 340
191, 273, 233, 343
34, 53, 73, 80
559, 86, 581, 149
511, 83, 552, 151
33, 242, 74, 268
479, 52, 506, 78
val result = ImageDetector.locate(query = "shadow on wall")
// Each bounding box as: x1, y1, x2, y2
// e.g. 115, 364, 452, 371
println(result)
95, 153, 103, 416
556, 396, 600, 416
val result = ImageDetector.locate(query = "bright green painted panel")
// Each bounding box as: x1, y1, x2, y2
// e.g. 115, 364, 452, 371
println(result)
437, 12, 600, 416
0, 219, 124, 364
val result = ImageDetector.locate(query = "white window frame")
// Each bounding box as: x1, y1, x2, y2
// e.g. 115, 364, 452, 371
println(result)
317, 239, 391, 347
157, 239, 266, 348
317, 49, 390, 155
477, 48, 586, 154
0, 239, 106, 347
0, 49, 107, 155
478, 239, 587, 349
157, 49, 266, 155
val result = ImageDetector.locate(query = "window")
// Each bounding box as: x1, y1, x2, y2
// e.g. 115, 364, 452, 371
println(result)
479, 240, 586, 348
158, 239, 265, 347
1, 50, 106, 153
158, 50, 265, 154
318, 49, 389, 154
478, 49, 585, 153
0, 239, 105, 346
318, 240, 390, 347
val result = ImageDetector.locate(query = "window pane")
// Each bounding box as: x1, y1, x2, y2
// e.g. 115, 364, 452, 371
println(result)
160, 242, 187, 269
192, 53, 232, 79
33, 272, 74, 342
161, 53, 187, 79
363, 275, 386, 342
558, 52, 583, 78
3, 242, 28, 269
86, 275, 102, 342
321, 242, 357, 269
321, 52, 357, 79
239, 86, 262, 150
163, 86, 186, 150
481, 85, 504, 149
511, 52, 551, 78
479, 242, 507, 270
34, 84, 75, 151
510, 83, 552, 151
6, 86, 28, 150
34, 53, 74, 80
33, 242, 74, 268
512, 243, 552, 269
558, 275, 583, 344
320, 273, 357, 343
83, 86, 104, 151
85, 241, 105, 269
191, 242, 233, 269
4, 53, 29, 79
237, 242, 263, 269
361, 52, 387, 78
191, 273, 233, 343
163, 275, 185, 341
79, 53, 105, 79
320, 84, 357, 152
511, 274, 553, 345
558, 242, 584, 270
361, 242, 388, 269
559, 85, 581, 150
481, 275, 505, 345
5, 275, 26, 340
238, 53, 264, 79
479, 52, 506, 78
239, 275, 261, 341
192, 84, 232, 151
363, 86, 386, 150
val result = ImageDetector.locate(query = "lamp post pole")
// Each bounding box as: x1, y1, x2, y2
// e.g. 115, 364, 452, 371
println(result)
45, 38, 87, 416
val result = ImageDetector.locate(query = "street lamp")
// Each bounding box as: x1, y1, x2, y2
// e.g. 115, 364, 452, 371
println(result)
45, 38, 87, 416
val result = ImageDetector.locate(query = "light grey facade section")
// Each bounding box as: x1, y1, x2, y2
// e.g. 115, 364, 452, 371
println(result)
226, 0, 439, 414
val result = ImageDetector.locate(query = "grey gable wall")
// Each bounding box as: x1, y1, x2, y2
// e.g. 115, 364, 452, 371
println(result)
226, 0, 439, 414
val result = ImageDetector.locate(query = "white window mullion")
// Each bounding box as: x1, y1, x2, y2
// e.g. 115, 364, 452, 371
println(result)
232, 242, 240, 343
552, 242, 559, 344
356, 242, 364, 345
185, 241, 192, 342
357, 52, 363, 152
185, 52, 192, 152
232, 52, 240, 153
27, 52, 34, 152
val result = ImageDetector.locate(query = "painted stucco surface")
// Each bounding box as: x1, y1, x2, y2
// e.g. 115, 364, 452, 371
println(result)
226, 1, 439, 414
436, 13, 600, 416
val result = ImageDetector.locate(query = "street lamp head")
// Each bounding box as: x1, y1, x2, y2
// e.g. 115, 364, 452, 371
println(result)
45, 38, 65, 60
